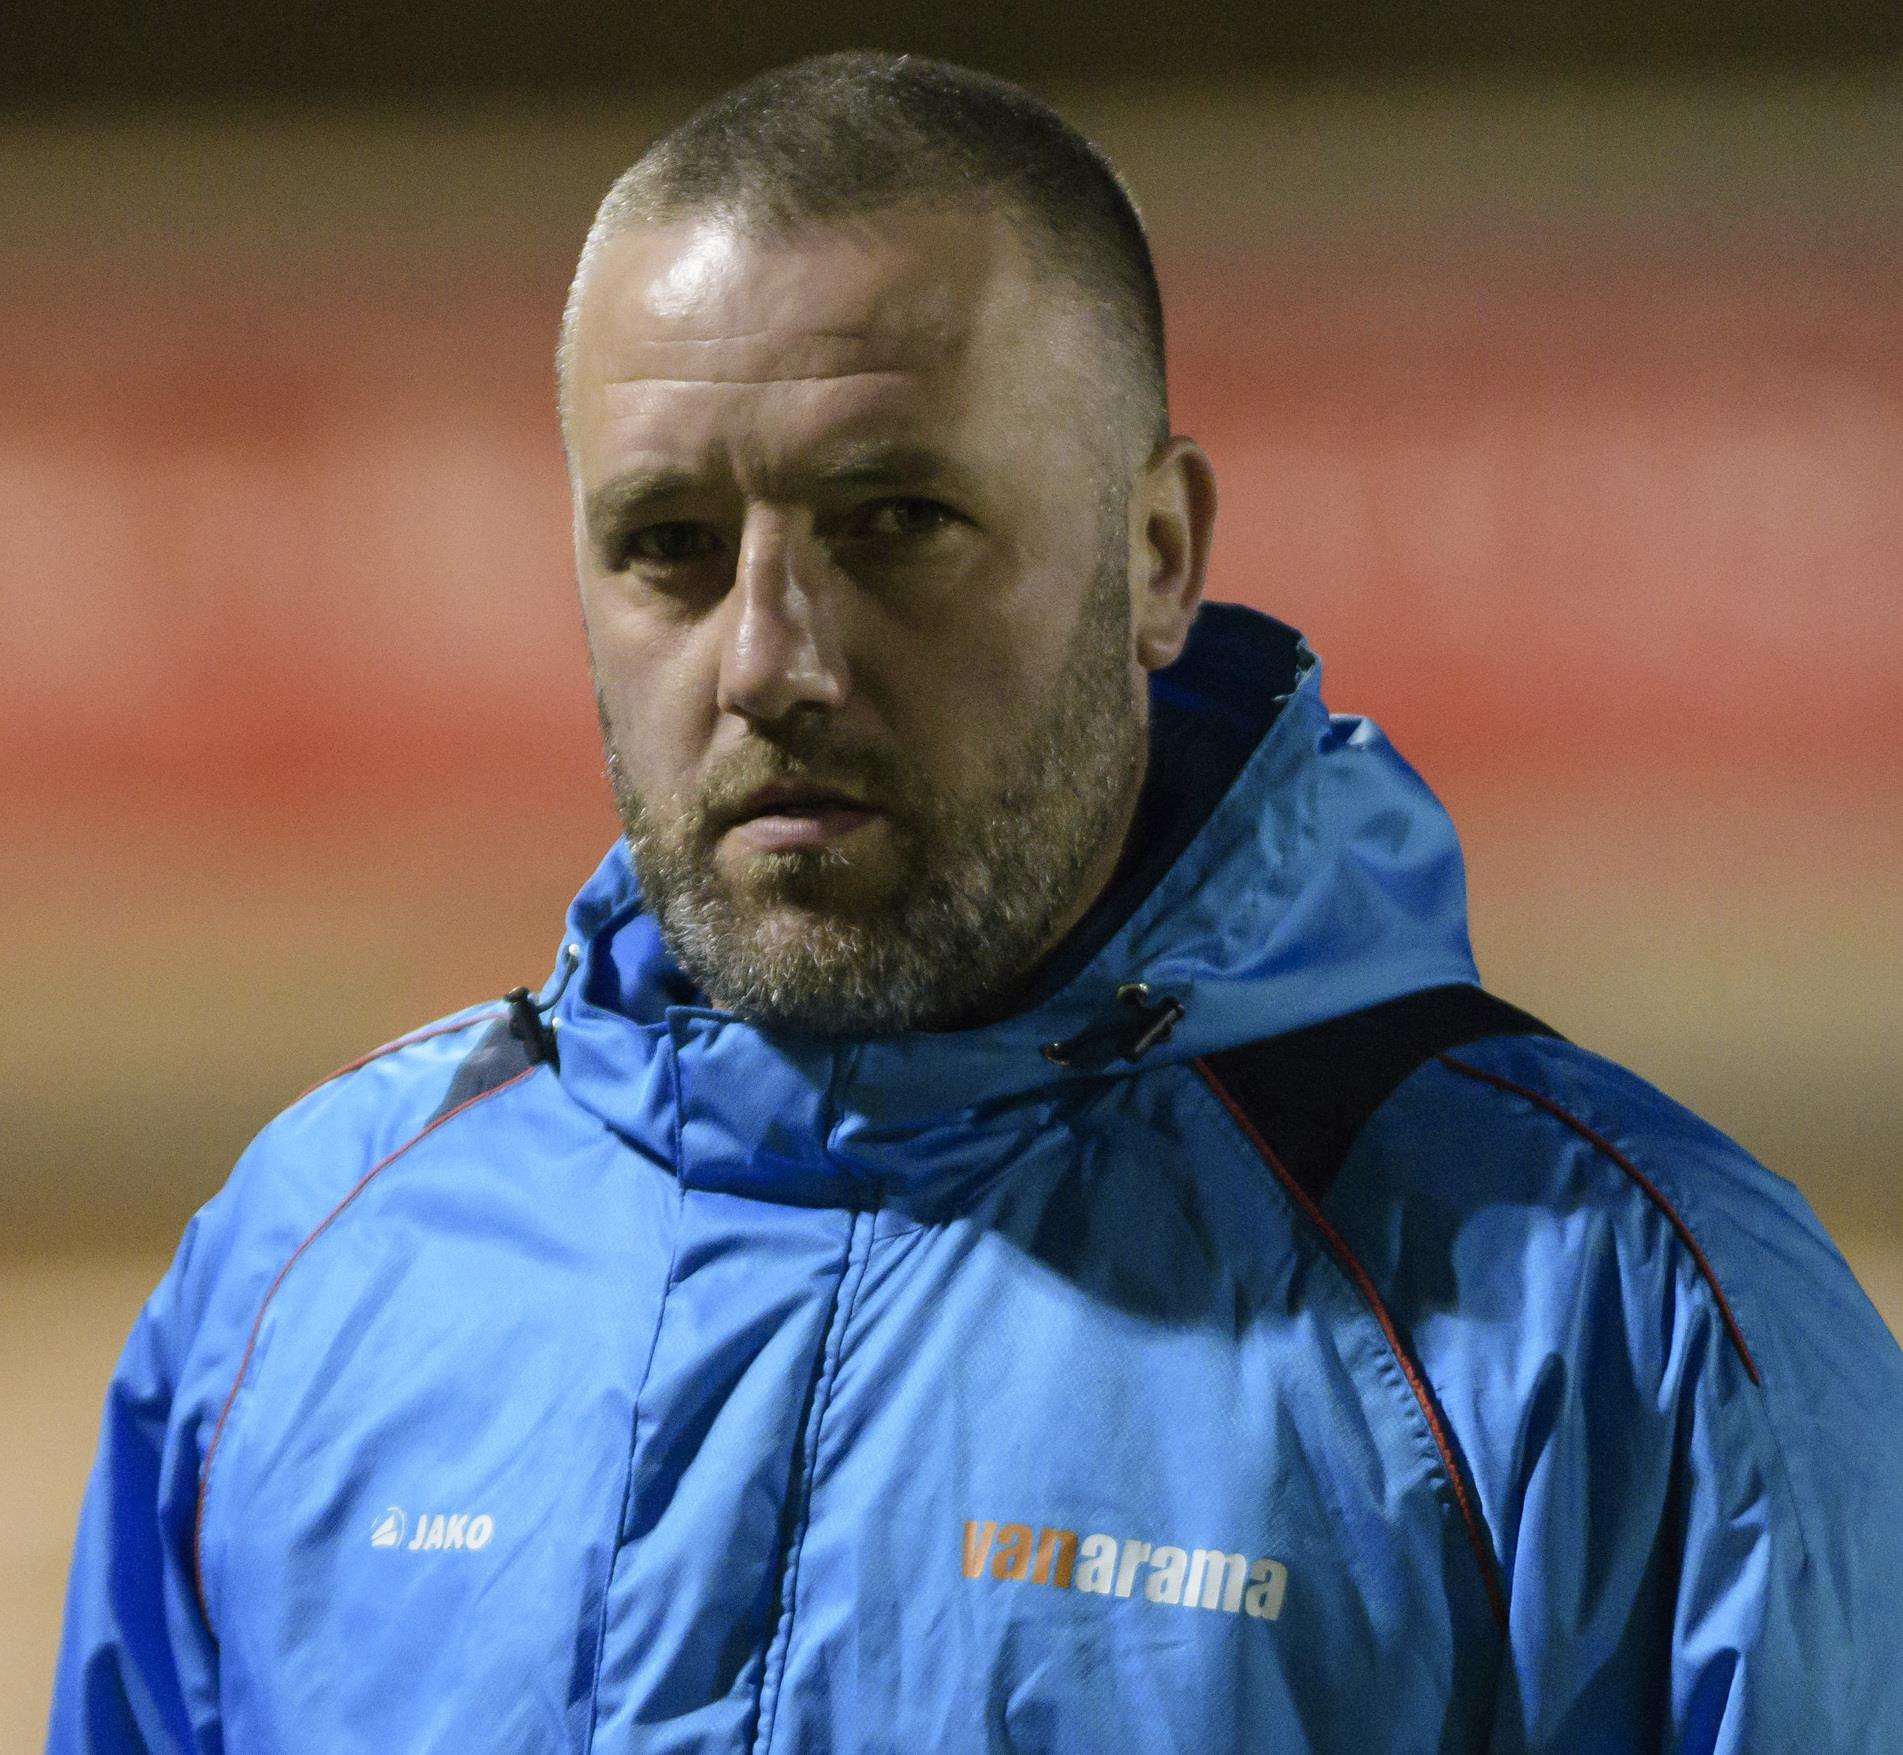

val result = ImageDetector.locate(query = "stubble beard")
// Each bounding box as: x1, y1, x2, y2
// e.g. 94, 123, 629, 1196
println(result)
600, 543, 1146, 1036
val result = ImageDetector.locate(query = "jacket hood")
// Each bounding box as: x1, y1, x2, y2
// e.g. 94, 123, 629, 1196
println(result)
546, 603, 1477, 1187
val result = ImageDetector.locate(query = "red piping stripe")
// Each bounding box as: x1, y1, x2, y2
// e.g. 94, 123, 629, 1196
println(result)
1436, 1052, 1761, 1387
294, 1009, 504, 1104
1194, 1056, 1511, 1634
190, 1065, 536, 1632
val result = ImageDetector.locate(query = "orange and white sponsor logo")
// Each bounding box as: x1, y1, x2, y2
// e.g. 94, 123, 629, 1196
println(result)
962, 1519, 1287, 1621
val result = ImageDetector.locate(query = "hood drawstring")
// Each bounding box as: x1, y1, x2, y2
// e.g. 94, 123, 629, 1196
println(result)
1042, 982, 1186, 1071
504, 942, 580, 1068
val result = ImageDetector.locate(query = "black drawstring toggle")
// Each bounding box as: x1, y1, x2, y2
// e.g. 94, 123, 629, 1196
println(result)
503, 942, 580, 1069
505, 988, 555, 1065
1042, 982, 1186, 1070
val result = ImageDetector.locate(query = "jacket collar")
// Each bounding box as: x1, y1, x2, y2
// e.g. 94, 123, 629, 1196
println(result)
547, 603, 1477, 1196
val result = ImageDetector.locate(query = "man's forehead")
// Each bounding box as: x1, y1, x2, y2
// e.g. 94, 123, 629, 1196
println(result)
573, 208, 1037, 388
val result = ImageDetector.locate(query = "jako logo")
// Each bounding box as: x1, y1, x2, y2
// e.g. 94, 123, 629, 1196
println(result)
370, 1508, 495, 1552
962, 1519, 1287, 1621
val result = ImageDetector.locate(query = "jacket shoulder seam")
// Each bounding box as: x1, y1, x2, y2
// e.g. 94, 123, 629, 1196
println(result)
1435, 1050, 1762, 1386
189, 1062, 538, 1635
293, 1007, 505, 1104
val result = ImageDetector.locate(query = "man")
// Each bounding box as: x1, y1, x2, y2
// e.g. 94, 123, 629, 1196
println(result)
51, 52, 1903, 1753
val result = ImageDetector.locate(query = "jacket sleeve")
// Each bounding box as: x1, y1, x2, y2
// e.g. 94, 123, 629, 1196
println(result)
45, 1014, 492, 1750
47, 1210, 226, 1754
1652, 1175, 1903, 1752
1487, 1140, 1903, 1752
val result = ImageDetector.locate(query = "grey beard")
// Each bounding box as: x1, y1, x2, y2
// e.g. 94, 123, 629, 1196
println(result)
606, 552, 1144, 1036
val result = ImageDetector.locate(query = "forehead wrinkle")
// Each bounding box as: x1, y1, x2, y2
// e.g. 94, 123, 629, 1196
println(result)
589, 363, 946, 484
600, 324, 958, 390
629, 328, 904, 347
604, 369, 918, 390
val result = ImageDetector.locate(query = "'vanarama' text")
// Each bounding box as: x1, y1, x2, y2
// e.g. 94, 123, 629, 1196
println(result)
962, 1519, 1287, 1620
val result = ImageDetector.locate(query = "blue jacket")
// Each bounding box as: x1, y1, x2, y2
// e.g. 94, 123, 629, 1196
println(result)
51, 605, 1903, 1752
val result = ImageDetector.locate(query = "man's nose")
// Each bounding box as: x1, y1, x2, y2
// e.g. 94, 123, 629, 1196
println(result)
714, 512, 848, 726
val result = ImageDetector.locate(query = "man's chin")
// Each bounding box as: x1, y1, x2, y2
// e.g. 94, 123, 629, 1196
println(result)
712, 834, 906, 917
721, 886, 902, 954
676, 891, 930, 1033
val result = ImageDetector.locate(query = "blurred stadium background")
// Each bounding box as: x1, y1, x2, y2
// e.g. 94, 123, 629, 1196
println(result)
3, 3, 1898, 1739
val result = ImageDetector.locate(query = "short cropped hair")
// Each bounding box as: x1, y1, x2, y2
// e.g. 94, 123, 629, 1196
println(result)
559, 52, 1169, 453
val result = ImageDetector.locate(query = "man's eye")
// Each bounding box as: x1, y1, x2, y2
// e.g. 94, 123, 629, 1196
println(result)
853, 498, 957, 541
620, 522, 721, 567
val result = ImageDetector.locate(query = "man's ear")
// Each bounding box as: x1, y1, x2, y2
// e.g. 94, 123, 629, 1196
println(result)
1130, 436, 1218, 672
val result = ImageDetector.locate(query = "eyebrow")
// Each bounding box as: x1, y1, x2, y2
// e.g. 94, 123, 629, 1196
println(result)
584, 441, 964, 542
584, 468, 697, 542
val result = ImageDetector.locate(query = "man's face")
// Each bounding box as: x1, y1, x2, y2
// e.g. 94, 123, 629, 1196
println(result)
564, 206, 1159, 1033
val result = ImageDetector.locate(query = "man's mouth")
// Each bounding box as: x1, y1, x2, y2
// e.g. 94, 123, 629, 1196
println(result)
720, 783, 887, 854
